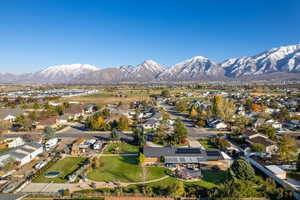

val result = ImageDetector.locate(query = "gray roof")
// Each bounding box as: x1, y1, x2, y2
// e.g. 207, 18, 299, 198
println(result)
143, 146, 224, 163
4, 142, 42, 160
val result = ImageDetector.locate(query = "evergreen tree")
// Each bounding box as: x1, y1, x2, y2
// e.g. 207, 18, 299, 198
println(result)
229, 158, 256, 181
110, 128, 119, 141
172, 118, 188, 144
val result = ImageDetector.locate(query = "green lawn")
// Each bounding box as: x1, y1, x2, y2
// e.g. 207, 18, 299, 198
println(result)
199, 140, 218, 150
88, 156, 167, 183
0, 148, 10, 155
103, 142, 139, 154
33, 157, 87, 183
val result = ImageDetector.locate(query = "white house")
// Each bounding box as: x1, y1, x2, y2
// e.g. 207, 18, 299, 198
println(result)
4, 137, 25, 148
3, 114, 16, 122
214, 122, 228, 129
7, 143, 43, 166
45, 138, 59, 150
143, 119, 160, 130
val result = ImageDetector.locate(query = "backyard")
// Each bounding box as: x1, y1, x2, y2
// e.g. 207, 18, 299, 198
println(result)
33, 157, 87, 183
103, 142, 139, 154
87, 156, 167, 183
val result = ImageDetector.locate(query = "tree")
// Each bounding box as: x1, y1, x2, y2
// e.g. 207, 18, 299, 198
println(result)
229, 158, 256, 181
212, 95, 225, 119
211, 95, 235, 122
28, 111, 38, 121
33, 102, 40, 110
189, 105, 198, 119
209, 179, 260, 199
161, 89, 170, 98
0, 157, 16, 173
55, 105, 64, 115
278, 134, 297, 162
172, 118, 187, 144
258, 124, 276, 139
252, 143, 265, 153
197, 119, 206, 127
169, 181, 185, 197
252, 104, 261, 112
118, 115, 129, 131
110, 128, 119, 141
217, 138, 231, 148
138, 152, 145, 165
133, 126, 146, 147
101, 108, 111, 118
176, 101, 188, 113
44, 126, 55, 139
15, 115, 25, 127
223, 100, 236, 122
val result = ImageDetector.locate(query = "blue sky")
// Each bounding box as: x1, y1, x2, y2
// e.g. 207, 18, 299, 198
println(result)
0, 0, 299, 73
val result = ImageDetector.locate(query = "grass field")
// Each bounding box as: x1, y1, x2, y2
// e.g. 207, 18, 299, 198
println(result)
60, 89, 156, 104
103, 143, 139, 154
0, 148, 10, 154
87, 156, 167, 183
33, 157, 87, 183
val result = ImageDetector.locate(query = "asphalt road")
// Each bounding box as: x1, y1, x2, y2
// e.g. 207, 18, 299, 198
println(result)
160, 104, 220, 138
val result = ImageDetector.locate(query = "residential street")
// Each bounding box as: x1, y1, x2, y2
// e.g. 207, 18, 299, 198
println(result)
160, 104, 221, 138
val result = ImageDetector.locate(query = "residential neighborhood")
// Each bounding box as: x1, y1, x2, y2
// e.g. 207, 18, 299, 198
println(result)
0, 85, 299, 200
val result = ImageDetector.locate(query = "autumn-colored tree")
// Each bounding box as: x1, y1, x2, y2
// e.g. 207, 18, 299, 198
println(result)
118, 115, 129, 130
223, 100, 236, 122
197, 119, 206, 127
212, 95, 225, 119
252, 104, 261, 112
212, 95, 236, 122
190, 105, 198, 119
176, 101, 188, 112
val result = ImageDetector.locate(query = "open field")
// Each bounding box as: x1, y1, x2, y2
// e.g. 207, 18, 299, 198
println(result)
103, 143, 139, 154
33, 157, 87, 183
87, 156, 167, 183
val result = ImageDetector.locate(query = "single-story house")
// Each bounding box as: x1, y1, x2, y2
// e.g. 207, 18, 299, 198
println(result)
206, 118, 227, 129
243, 130, 262, 140
143, 146, 231, 170
64, 104, 85, 120
142, 119, 160, 130
0, 108, 27, 123
35, 116, 58, 130
4, 137, 25, 148
1, 142, 43, 166
70, 138, 86, 155
247, 135, 278, 154
254, 118, 266, 128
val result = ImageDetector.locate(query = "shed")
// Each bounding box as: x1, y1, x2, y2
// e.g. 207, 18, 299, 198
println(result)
266, 165, 286, 179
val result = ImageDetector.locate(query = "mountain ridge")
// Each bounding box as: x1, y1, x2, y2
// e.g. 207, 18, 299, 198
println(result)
1, 44, 300, 84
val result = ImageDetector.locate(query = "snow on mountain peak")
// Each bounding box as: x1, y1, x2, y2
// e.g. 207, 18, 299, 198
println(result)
134, 60, 165, 73
41, 64, 99, 73
36, 64, 100, 80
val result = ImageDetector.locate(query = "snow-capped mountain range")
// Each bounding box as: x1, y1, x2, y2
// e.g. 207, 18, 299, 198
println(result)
1, 44, 300, 84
